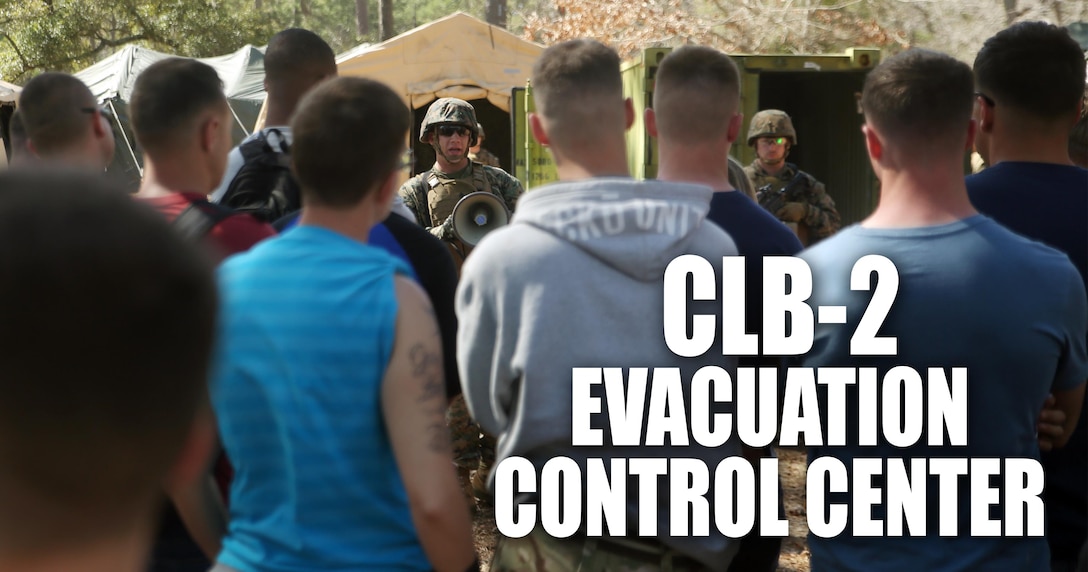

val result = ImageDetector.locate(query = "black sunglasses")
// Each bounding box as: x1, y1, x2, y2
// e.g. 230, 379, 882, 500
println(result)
437, 125, 470, 138
80, 105, 114, 128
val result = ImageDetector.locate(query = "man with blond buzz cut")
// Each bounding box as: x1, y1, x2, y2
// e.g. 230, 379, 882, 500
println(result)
17, 72, 114, 170
458, 39, 742, 571
649, 44, 801, 572
799, 48, 1085, 571
210, 76, 476, 572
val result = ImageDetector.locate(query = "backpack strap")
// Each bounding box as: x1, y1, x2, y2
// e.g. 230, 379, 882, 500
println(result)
414, 169, 435, 226
471, 162, 491, 194
173, 198, 236, 242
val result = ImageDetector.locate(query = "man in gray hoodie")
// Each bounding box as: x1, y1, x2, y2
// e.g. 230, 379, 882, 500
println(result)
457, 39, 742, 571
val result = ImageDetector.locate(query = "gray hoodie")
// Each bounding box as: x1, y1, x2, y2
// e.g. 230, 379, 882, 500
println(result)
457, 177, 743, 570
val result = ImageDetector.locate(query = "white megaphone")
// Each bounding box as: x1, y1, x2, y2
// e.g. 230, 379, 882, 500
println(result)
451, 192, 510, 246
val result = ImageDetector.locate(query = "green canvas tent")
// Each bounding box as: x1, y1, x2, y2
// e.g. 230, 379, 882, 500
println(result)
75, 44, 266, 188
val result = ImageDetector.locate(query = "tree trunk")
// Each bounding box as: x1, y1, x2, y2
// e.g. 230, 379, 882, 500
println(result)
379, 0, 394, 40
486, 0, 507, 28
1003, 0, 1017, 25
356, 0, 369, 36
254, 0, 261, 10
300, 0, 311, 19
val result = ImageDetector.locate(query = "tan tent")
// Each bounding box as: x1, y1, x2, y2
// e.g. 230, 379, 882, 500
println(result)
0, 80, 20, 104
337, 12, 543, 113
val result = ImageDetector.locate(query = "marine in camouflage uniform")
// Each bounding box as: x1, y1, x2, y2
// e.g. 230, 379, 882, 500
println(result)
469, 147, 502, 168
743, 109, 840, 246
727, 155, 757, 201
398, 99, 522, 243
398, 98, 520, 508
469, 122, 503, 168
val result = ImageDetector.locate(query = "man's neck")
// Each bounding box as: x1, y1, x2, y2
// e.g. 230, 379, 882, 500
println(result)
552, 139, 630, 181
863, 160, 976, 228
434, 155, 469, 174
657, 141, 733, 191
986, 127, 1075, 167
298, 201, 383, 245
264, 98, 298, 129
136, 159, 212, 199
756, 159, 786, 177
41, 143, 102, 171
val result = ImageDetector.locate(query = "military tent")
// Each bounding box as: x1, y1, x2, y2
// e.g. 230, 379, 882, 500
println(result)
74, 44, 266, 187
329, 12, 544, 173
1, 80, 21, 165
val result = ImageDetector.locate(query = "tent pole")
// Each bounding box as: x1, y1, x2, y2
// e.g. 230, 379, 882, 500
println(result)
108, 99, 143, 179
229, 104, 250, 137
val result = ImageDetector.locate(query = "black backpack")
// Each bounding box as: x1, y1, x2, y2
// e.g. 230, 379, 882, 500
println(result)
172, 198, 237, 242
220, 128, 300, 222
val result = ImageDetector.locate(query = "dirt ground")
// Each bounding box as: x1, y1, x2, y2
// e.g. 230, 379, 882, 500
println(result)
471, 447, 811, 572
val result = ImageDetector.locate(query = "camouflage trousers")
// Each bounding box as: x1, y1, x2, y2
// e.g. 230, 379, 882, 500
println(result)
491, 528, 713, 572
446, 395, 496, 504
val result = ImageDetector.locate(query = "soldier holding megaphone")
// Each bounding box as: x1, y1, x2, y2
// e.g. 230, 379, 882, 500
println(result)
398, 98, 524, 268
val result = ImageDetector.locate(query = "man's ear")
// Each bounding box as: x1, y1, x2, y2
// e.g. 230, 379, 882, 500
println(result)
529, 112, 549, 146
726, 112, 743, 145
862, 123, 883, 162
977, 98, 996, 133
376, 164, 400, 207
91, 111, 109, 140
645, 107, 658, 138
200, 114, 218, 153
624, 97, 635, 131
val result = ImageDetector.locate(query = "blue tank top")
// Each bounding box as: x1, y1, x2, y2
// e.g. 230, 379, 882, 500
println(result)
212, 225, 428, 571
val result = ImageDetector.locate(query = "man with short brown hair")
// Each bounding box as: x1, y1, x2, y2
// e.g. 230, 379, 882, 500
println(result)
210, 76, 476, 572
18, 72, 114, 169
0, 169, 218, 572
801, 47, 1085, 571
459, 39, 741, 571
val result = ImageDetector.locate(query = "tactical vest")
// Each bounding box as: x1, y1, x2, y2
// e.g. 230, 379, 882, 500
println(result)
418, 162, 493, 227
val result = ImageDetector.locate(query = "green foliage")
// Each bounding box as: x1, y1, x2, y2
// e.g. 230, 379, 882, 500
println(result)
0, 0, 536, 84
0, 0, 279, 82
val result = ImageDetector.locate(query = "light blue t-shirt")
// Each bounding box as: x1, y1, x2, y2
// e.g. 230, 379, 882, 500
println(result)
799, 216, 1087, 572
211, 225, 428, 572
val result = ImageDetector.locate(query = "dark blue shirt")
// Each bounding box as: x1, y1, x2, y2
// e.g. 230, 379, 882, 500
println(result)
706, 190, 803, 365
968, 161, 1088, 564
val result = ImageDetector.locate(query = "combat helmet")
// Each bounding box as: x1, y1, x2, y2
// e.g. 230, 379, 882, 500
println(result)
420, 98, 479, 146
747, 109, 797, 146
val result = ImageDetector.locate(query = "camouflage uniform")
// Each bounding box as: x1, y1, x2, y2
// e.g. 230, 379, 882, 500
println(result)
398, 161, 522, 238
744, 109, 840, 246
744, 160, 841, 245
469, 147, 502, 168
727, 156, 757, 201
399, 98, 520, 508
492, 528, 713, 572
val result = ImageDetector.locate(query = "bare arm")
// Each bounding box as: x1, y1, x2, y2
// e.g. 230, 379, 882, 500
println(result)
168, 473, 228, 560
383, 276, 476, 572
163, 404, 228, 561
1047, 384, 1085, 450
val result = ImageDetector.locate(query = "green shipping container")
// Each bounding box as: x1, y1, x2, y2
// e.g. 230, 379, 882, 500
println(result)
514, 46, 882, 227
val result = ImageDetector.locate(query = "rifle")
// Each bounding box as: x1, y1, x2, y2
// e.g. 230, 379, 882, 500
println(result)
756, 170, 811, 245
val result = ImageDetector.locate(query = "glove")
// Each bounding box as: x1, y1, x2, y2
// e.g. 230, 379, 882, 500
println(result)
429, 214, 456, 241
776, 202, 808, 223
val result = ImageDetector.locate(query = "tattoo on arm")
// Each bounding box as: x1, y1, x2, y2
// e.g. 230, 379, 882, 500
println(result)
409, 341, 451, 453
